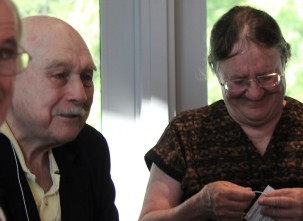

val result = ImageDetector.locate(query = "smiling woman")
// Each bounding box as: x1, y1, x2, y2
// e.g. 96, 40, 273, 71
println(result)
207, 0, 303, 105
14, 0, 101, 131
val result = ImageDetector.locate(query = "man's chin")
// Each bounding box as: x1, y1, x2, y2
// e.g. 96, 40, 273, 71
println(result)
53, 127, 83, 144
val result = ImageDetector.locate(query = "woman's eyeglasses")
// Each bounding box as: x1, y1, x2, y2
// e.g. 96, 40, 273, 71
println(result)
220, 72, 284, 93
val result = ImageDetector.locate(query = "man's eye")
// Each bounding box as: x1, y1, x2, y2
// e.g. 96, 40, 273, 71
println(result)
0, 48, 16, 60
54, 73, 68, 79
81, 70, 94, 86
82, 74, 93, 81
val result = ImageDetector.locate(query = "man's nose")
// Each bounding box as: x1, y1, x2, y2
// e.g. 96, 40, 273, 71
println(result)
66, 77, 87, 103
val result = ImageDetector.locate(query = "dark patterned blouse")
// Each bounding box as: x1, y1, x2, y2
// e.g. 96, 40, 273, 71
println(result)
145, 96, 303, 202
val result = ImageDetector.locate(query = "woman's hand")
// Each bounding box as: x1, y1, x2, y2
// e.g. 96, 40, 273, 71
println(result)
199, 181, 255, 221
259, 188, 303, 221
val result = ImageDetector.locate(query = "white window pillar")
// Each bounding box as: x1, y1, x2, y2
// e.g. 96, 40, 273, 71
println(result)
101, 0, 206, 220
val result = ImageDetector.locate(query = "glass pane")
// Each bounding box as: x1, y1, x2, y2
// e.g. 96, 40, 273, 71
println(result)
207, 0, 303, 104
15, 0, 102, 131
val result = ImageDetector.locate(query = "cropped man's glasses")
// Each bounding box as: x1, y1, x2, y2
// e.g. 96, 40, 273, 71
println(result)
0, 46, 30, 76
220, 72, 284, 93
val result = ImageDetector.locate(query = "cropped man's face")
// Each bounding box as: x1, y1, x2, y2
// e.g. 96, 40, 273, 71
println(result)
0, 0, 19, 125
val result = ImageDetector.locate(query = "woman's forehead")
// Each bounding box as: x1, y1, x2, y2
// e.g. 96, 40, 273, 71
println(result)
225, 42, 280, 64
219, 47, 282, 77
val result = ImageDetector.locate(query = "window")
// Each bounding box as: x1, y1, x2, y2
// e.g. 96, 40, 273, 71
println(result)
15, 0, 102, 131
207, 0, 303, 104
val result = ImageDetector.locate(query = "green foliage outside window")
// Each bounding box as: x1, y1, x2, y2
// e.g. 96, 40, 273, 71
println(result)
207, 0, 303, 104
14, 0, 101, 131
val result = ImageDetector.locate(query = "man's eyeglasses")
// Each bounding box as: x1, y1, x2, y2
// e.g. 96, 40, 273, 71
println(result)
220, 72, 284, 93
0, 47, 30, 76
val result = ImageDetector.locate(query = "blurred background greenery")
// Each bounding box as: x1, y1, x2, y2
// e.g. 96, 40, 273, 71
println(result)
207, 0, 303, 104
15, 0, 102, 131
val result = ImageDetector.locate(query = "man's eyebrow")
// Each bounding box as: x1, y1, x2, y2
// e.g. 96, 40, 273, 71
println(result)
45, 61, 72, 70
46, 60, 97, 71
88, 63, 97, 71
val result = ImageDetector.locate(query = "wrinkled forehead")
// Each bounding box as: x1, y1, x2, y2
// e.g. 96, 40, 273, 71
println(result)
45, 48, 95, 70
218, 40, 282, 75
38, 46, 95, 72
24, 25, 95, 69
227, 39, 281, 66
28, 24, 88, 49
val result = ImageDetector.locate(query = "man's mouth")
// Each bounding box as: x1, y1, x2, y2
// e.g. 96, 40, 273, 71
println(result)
59, 113, 82, 118
56, 108, 86, 118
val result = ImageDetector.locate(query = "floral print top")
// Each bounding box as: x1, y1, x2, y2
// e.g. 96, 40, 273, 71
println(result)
145, 97, 303, 202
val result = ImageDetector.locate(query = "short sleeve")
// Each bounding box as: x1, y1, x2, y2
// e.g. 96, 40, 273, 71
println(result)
145, 117, 187, 182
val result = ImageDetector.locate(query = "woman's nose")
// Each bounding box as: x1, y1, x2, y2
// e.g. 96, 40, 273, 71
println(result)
245, 79, 264, 100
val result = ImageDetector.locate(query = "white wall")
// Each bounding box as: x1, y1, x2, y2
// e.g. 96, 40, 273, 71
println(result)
101, 0, 207, 220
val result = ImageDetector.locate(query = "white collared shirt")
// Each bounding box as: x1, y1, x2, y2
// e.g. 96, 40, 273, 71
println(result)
0, 122, 61, 221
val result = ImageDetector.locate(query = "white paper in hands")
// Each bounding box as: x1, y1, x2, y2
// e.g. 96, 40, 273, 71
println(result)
244, 185, 274, 221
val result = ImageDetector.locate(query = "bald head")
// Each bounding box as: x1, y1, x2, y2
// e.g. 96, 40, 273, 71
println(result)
22, 15, 85, 41
21, 16, 90, 58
